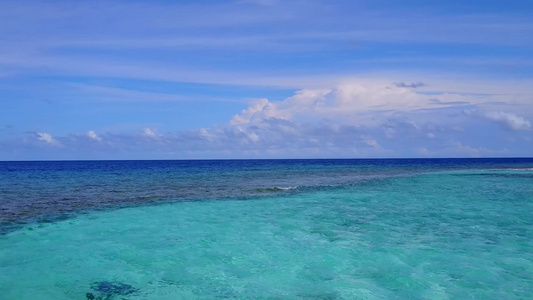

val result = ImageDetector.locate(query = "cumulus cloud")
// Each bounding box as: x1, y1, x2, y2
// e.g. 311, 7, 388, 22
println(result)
142, 127, 160, 138
231, 80, 495, 131
229, 81, 441, 129
36, 132, 62, 147
167, 80, 528, 157
464, 109, 531, 131
87, 130, 102, 141
230, 98, 287, 125
363, 138, 380, 149
482, 111, 530, 131
5, 79, 530, 159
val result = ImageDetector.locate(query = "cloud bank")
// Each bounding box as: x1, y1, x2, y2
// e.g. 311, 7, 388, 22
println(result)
3, 79, 528, 160
482, 111, 531, 131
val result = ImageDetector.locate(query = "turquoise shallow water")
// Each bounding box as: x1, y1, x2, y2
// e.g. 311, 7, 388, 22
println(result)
1, 166, 532, 299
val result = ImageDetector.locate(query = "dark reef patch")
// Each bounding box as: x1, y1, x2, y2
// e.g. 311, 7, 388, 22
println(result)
86, 281, 139, 300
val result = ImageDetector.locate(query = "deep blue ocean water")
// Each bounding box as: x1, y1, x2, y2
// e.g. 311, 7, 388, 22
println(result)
0, 158, 532, 299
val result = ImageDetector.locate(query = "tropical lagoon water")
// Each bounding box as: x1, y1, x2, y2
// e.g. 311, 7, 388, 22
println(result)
0, 158, 532, 299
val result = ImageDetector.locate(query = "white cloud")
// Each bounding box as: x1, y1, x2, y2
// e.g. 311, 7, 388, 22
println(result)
37, 132, 53, 143
87, 130, 102, 141
230, 98, 287, 125
229, 80, 472, 129
198, 128, 215, 142
142, 128, 160, 138
482, 111, 531, 131
5, 78, 530, 159
363, 138, 380, 149
247, 131, 260, 142
188, 80, 531, 157
36, 132, 62, 147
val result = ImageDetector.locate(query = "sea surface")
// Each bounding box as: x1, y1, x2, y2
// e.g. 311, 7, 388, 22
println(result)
0, 158, 532, 299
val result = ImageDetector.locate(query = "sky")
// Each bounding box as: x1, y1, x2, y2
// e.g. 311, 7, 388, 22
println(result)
1, 0, 532, 160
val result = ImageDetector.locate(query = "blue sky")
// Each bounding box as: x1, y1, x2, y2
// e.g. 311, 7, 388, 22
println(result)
1, 0, 532, 160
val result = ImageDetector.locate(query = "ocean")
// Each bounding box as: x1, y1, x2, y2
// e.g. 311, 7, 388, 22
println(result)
0, 158, 532, 299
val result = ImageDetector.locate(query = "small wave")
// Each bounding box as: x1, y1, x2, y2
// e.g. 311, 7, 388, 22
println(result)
256, 186, 299, 192
473, 167, 533, 172
276, 186, 298, 190
504, 168, 533, 171
444, 167, 533, 175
